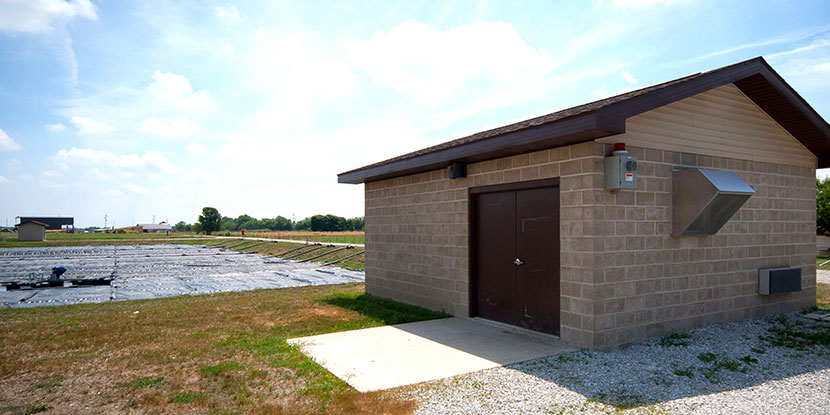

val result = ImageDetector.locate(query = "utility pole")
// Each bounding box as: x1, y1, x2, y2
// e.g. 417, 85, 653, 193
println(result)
152, 214, 155, 224
104, 214, 107, 229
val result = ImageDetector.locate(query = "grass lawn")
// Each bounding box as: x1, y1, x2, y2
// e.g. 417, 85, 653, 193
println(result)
0, 283, 446, 414
0, 232, 203, 248
247, 232, 365, 245
202, 239, 366, 271
818, 283, 829, 311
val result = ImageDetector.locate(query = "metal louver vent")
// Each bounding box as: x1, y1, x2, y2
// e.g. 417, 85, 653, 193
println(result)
672, 168, 755, 236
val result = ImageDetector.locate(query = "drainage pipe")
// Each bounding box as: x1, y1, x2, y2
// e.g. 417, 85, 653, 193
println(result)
278, 243, 320, 257
283, 244, 331, 260
238, 241, 268, 251
299, 246, 351, 263
322, 250, 365, 266
222, 239, 249, 250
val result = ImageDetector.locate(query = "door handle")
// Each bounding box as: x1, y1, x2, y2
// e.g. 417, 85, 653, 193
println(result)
514, 258, 524, 266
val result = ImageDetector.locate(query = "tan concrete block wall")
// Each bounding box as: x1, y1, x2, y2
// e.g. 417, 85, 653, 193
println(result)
364, 141, 816, 349
590, 144, 817, 347
364, 142, 602, 346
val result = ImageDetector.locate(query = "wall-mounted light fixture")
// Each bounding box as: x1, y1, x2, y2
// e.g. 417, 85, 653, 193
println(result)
449, 163, 467, 179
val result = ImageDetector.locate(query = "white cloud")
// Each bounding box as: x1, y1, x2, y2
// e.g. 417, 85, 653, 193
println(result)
139, 118, 200, 137
621, 70, 638, 85
55, 147, 176, 173
0, 128, 23, 151
7, 158, 22, 169
87, 167, 106, 179
185, 142, 207, 155
70, 116, 116, 135
40, 179, 65, 189
0, 175, 7, 183
766, 37, 830, 60
597, 0, 683, 8
247, 32, 358, 127
42, 170, 61, 178
215, 5, 244, 23
344, 19, 560, 104
0, 0, 97, 34
766, 34, 830, 90
122, 183, 149, 195
148, 70, 214, 111
690, 26, 830, 63
102, 189, 124, 198
45, 122, 67, 133
594, 85, 611, 99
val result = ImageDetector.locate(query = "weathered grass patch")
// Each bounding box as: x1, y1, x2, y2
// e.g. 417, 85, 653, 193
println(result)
169, 391, 205, 403
8, 403, 51, 415
818, 283, 830, 311
117, 376, 166, 389
0, 283, 430, 414
761, 314, 830, 350
658, 332, 692, 347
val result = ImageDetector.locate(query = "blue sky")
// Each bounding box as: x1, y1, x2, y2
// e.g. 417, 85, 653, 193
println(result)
0, 0, 828, 228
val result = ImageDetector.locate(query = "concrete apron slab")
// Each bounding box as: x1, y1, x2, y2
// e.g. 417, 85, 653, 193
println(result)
287, 317, 574, 392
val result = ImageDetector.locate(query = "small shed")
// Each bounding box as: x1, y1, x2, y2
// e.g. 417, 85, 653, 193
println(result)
17, 221, 47, 242
338, 57, 830, 348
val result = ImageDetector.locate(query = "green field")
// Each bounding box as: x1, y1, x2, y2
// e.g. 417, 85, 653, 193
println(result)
278, 235, 365, 244
0, 283, 443, 414
0, 232, 203, 248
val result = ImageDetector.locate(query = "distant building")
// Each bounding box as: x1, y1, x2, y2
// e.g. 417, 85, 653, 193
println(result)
136, 222, 173, 233
17, 221, 47, 241
16, 216, 74, 231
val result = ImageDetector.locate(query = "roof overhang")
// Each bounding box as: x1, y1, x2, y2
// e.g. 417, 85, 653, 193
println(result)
338, 112, 625, 184
338, 57, 830, 184
17, 221, 48, 227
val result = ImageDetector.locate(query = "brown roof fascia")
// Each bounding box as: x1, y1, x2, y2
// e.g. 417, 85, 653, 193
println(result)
339, 57, 830, 184
338, 112, 624, 184
18, 221, 48, 227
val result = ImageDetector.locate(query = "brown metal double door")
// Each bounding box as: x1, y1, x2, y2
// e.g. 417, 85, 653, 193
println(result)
473, 181, 560, 336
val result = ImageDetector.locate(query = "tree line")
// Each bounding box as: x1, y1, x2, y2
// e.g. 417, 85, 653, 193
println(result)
819, 179, 830, 235
177, 207, 364, 234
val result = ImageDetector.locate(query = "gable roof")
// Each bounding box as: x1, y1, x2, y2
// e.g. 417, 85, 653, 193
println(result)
338, 57, 830, 184
18, 220, 48, 227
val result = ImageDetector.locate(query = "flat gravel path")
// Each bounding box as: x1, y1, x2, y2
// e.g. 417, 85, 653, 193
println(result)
396, 313, 830, 414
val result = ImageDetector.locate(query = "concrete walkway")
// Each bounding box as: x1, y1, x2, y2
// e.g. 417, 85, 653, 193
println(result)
818, 269, 830, 285
287, 317, 573, 392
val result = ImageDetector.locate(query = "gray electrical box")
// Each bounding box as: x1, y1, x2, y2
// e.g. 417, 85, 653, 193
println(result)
604, 153, 638, 190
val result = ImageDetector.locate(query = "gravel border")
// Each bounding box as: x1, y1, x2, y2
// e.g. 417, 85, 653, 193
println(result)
395, 312, 830, 414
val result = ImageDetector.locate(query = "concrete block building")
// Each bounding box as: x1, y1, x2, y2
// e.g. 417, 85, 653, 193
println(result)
338, 57, 830, 348
17, 221, 47, 242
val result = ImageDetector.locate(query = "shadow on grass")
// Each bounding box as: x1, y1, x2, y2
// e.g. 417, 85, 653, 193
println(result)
322, 293, 449, 326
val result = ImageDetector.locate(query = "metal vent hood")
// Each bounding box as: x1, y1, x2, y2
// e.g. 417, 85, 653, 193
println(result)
672, 168, 755, 236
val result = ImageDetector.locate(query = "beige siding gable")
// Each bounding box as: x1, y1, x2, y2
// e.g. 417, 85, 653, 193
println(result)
598, 83, 817, 168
